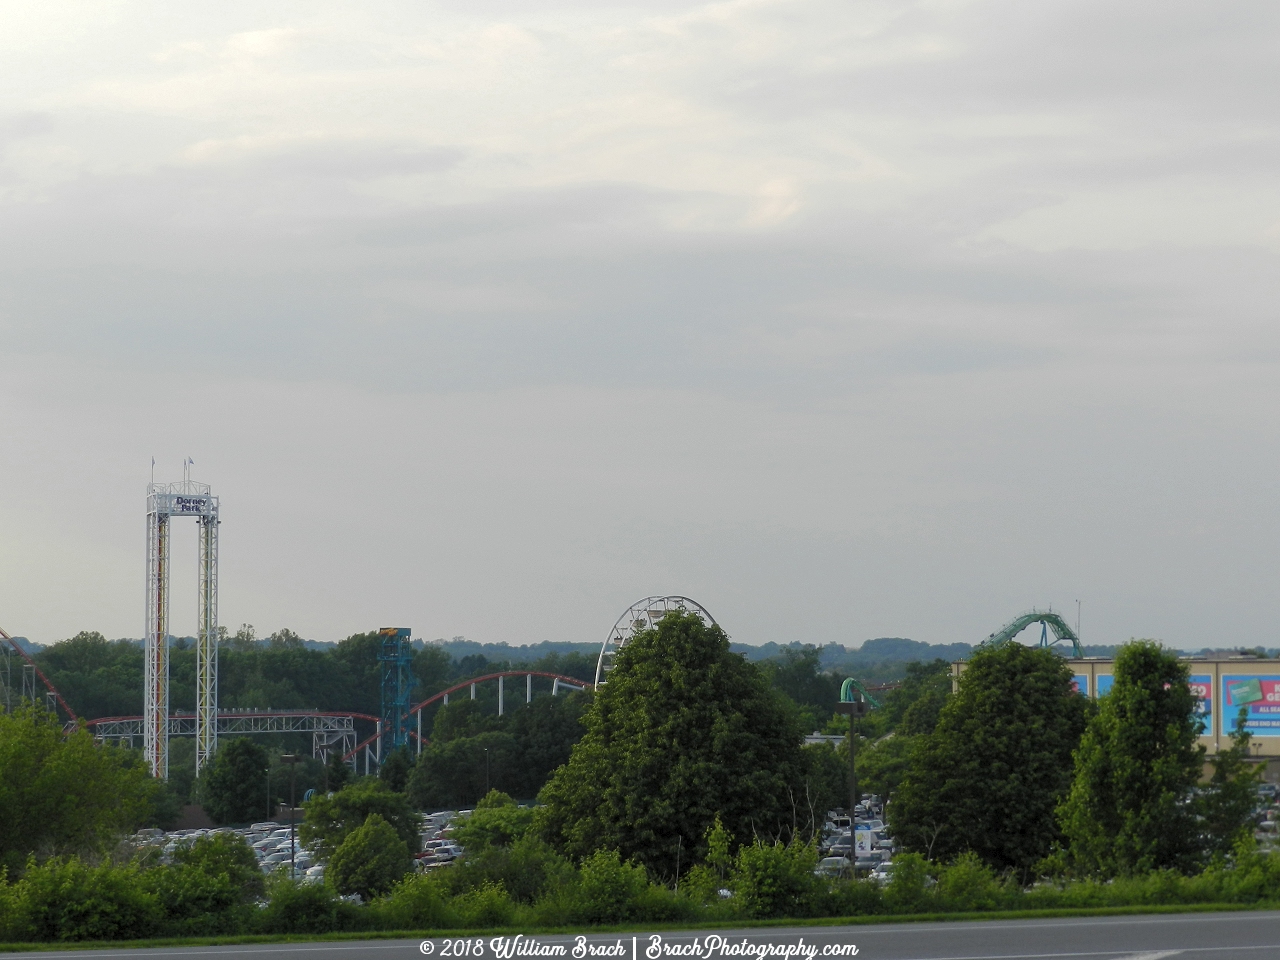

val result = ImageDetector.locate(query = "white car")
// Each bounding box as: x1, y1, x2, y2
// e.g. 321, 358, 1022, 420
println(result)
868, 862, 894, 883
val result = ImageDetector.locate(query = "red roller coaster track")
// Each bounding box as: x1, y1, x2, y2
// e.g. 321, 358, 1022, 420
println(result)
340, 670, 592, 763
0, 625, 75, 721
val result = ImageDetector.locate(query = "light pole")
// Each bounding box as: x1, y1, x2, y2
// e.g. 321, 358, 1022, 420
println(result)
835, 695, 869, 822
484, 747, 490, 794
281, 754, 301, 879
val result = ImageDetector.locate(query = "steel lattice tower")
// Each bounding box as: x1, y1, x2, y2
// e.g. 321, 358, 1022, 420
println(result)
196, 510, 219, 771
145, 479, 219, 779
378, 627, 415, 757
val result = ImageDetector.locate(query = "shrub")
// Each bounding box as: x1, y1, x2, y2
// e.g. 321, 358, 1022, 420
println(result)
378, 873, 456, 930
572, 849, 649, 924
678, 864, 726, 906
143, 864, 245, 936
730, 840, 822, 919
451, 882, 518, 928
172, 832, 264, 900
445, 836, 573, 904
452, 792, 536, 851
935, 852, 1008, 912
0, 870, 24, 941
255, 877, 357, 934
16, 857, 161, 942
881, 853, 934, 914
827, 877, 884, 916
328, 813, 411, 900
628, 884, 699, 923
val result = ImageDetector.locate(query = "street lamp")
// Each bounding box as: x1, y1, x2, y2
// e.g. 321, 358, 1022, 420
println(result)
835, 694, 869, 821
484, 747, 490, 794
280, 754, 302, 879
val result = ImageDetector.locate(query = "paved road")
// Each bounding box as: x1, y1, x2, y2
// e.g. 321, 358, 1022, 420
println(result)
3, 911, 1279, 960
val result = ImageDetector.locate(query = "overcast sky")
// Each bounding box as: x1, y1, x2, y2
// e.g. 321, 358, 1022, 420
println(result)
2, 0, 1278, 652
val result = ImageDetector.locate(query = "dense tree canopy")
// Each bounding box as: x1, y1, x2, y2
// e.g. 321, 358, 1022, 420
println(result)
408, 692, 590, 808
1058, 640, 1205, 876
327, 813, 411, 899
300, 781, 419, 859
0, 708, 159, 874
198, 738, 270, 825
890, 643, 1090, 876
535, 612, 806, 875
1200, 707, 1262, 861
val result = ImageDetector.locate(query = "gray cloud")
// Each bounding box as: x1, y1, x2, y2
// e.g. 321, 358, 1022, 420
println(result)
1, 0, 1278, 652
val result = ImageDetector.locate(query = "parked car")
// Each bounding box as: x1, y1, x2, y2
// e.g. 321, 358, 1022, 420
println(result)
814, 857, 852, 878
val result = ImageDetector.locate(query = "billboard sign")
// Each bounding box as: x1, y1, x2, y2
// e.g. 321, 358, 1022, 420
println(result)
1092, 674, 1209, 735
155, 493, 215, 516
854, 823, 874, 857
1222, 675, 1280, 737
1189, 674, 1213, 737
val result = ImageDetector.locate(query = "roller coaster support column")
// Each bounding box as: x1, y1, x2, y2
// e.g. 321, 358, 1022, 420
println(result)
498, 675, 504, 716
527, 674, 531, 703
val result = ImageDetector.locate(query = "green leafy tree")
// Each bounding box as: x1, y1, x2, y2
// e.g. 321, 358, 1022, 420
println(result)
173, 832, 264, 899
1058, 640, 1204, 876
430, 700, 495, 743
890, 643, 1089, 876
147, 835, 261, 936
729, 839, 822, 919
408, 730, 521, 809
856, 733, 915, 800
799, 742, 848, 822
327, 813, 411, 899
508, 692, 589, 797
378, 746, 415, 793
329, 632, 384, 718
559, 849, 650, 924
413, 645, 455, 698
535, 611, 806, 875
441, 835, 572, 904
257, 875, 356, 933
0, 707, 158, 874
324, 751, 352, 792
34, 633, 143, 719
1200, 707, 1263, 860
197, 738, 270, 825
16, 858, 162, 941
452, 790, 535, 850
897, 662, 952, 736
759, 647, 842, 733
300, 780, 419, 859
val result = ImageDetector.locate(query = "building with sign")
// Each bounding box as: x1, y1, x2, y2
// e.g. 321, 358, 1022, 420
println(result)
952, 655, 1280, 778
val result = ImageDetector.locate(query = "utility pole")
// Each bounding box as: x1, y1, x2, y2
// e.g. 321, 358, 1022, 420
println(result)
281, 754, 301, 879
835, 695, 869, 818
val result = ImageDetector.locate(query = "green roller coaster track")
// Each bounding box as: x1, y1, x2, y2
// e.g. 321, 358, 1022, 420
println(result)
839, 676, 882, 709
979, 609, 1082, 658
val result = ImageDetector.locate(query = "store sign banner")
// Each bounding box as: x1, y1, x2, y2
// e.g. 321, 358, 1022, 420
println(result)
1189, 674, 1213, 737
1223, 675, 1280, 737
